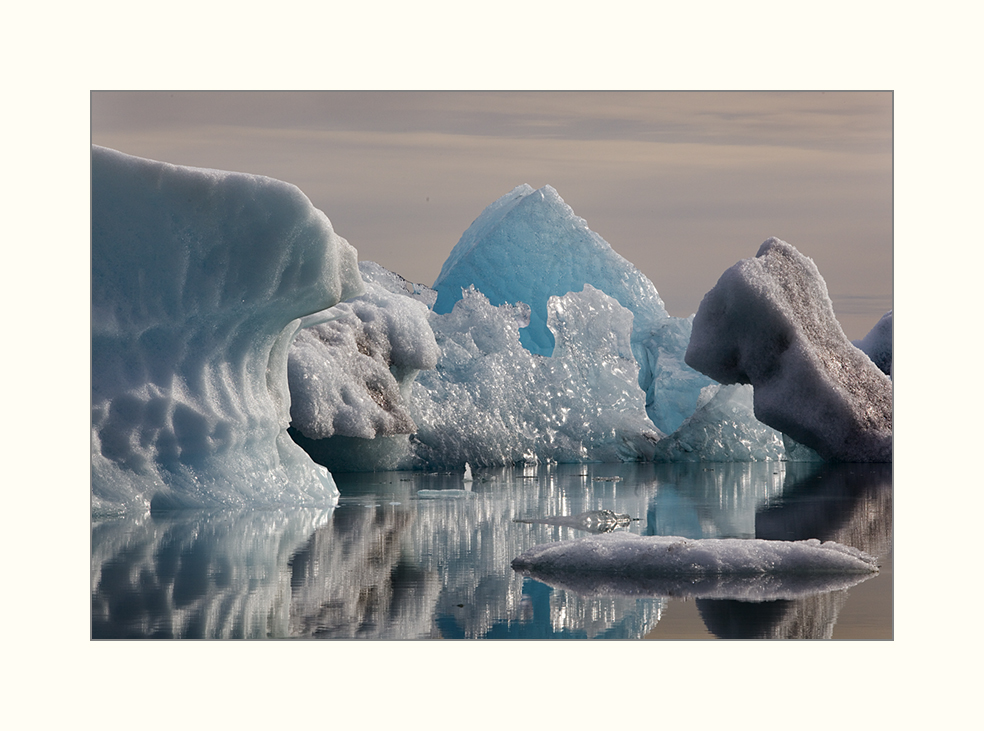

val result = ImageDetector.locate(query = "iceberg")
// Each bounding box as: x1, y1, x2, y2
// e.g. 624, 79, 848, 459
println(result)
286, 281, 439, 472
853, 310, 893, 378
91, 146, 363, 513
685, 238, 893, 462
432, 184, 713, 434
511, 533, 878, 577
287, 269, 660, 471
410, 285, 661, 468
651, 384, 787, 462
288, 283, 438, 440
433, 185, 668, 355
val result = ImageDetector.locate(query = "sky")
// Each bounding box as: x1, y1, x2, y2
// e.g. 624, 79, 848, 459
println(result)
91, 91, 892, 340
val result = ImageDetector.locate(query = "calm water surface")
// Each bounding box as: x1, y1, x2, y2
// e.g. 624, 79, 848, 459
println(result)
91, 461, 892, 639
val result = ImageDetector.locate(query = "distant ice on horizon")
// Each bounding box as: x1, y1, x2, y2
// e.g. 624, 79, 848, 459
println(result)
853, 310, 893, 378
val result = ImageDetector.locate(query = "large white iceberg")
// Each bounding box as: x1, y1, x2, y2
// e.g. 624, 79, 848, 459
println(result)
91, 146, 363, 513
432, 184, 713, 434
685, 238, 893, 462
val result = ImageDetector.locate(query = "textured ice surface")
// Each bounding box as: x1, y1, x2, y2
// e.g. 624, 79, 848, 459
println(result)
637, 315, 715, 435
686, 238, 893, 462
511, 533, 878, 576
288, 283, 439, 440
853, 310, 893, 377
432, 185, 712, 433
410, 285, 661, 469
287, 280, 438, 472
433, 185, 669, 353
288, 270, 659, 471
290, 259, 786, 471
652, 384, 787, 462
91, 146, 362, 514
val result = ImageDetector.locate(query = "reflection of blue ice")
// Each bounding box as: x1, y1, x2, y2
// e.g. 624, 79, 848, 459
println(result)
645, 463, 786, 539
436, 578, 662, 640
646, 488, 703, 538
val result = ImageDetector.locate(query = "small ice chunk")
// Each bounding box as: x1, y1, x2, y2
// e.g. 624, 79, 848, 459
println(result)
515, 564, 876, 602
513, 510, 633, 534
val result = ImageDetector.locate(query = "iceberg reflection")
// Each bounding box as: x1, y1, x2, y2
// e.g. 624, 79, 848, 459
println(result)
698, 462, 893, 639
91, 508, 332, 639
90, 462, 891, 639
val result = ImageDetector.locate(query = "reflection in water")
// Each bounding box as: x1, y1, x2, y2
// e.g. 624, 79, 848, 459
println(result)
91, 509, 332, 639
695, 463, 893, 639
90, 462, 892, 639
755, 462, 893, 555
697, 592, 852, 640
645, 462, 787, 539
513, 509, 635, 534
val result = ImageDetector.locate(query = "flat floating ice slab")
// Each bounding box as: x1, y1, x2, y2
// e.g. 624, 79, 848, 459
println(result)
514, 563, 876, 602
511, 533, 878, 579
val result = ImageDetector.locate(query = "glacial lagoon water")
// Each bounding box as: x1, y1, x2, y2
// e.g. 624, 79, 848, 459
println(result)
91, 461, 892, 639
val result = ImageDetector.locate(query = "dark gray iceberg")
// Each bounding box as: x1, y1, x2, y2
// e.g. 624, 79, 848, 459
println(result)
685, 238, 892, 462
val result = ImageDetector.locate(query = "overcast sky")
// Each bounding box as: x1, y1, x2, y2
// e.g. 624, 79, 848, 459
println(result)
91, 91, 892, 340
